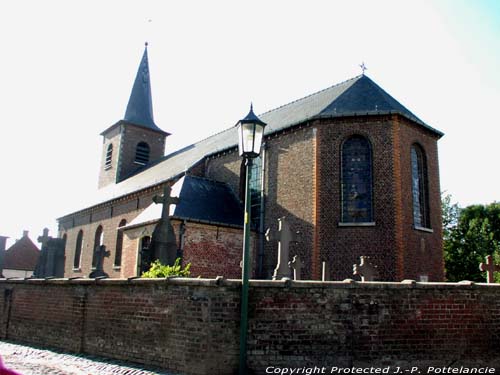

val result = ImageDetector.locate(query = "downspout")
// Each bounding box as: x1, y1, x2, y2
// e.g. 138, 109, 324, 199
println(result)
257, 143, 267, 278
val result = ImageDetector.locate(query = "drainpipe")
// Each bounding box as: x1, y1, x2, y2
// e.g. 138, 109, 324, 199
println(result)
0, 236, 8, 277
257, 143, 267, 279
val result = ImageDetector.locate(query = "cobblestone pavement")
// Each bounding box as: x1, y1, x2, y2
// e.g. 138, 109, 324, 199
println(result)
0, 341, 175, 375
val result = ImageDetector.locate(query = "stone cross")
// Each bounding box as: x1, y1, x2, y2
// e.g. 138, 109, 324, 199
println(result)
152, 184, 180, 266
289, 255, 301, 281
89, 245, 110, 278
36, 228, 52, 278
353, 256, 378, 282
266, 217, 298, 280
479, 255, 500, 284
37, 228, 50, 248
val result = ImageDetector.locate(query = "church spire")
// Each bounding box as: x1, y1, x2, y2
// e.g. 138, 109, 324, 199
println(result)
123, 43, 163, 133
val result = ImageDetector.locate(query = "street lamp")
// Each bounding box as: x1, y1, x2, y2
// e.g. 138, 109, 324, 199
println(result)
237, 104, 266, 375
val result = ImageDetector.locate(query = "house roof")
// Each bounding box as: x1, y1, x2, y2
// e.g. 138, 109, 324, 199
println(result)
125, 175, 244, 229
3, 235, 40, 271
60, 74, 442, 219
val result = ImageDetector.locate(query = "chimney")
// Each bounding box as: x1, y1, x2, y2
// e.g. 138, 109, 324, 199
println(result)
0, 235, 9, 278
23, 230, 29, 238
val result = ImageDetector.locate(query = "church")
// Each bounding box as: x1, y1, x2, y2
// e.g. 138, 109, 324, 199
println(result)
57, 45, 444, 281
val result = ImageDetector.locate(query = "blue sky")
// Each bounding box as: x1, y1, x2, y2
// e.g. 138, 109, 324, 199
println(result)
0, 0, 499, 246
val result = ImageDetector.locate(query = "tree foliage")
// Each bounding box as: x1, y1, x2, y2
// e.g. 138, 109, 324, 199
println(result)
141, 258, 191, 278
443, 195, 500, 282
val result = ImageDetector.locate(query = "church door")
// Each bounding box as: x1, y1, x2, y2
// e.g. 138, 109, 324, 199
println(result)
138, 236, 153, 275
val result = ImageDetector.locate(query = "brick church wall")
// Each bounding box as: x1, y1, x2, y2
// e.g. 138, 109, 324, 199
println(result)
316, 116, 399, 281
59, 187, 162, 279
0, 279, 499, 374
206, 126, 317, 279
396, 117, 444, 281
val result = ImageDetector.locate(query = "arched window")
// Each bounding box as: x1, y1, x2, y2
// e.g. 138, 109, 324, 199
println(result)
341, 135, 373, 223
238, 156, 263, 228
134, 142, 150, 165
411, 144, 430, 228
114, 219, 127, 267
91, 225, 104, 268
73, 230, 83, 269
104, 144, 113, 170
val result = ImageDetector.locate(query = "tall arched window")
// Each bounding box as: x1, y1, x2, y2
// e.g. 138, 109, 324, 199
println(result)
114, 219, 127, 267
73, 230, 83, 269
411, 144, 430, 228
105, 144, 113, 170
92, 225, 104, 268
135, 142, 150, 165
341, 135, 373, 223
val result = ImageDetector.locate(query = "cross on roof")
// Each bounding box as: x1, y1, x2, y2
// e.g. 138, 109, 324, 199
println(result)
153, 185, 179, 220
359, 62, 367, 75
479, 255, 500, 283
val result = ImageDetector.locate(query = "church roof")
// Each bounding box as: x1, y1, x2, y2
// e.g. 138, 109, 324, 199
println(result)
60, 74, 443, 217
125, 175, 243, 229
3, 234, 40, 271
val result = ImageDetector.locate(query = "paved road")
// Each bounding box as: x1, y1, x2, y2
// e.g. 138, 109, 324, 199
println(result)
0, 341, 175, 375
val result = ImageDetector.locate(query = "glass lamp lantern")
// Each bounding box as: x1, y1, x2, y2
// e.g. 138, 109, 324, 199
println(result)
237, 104, 267, 158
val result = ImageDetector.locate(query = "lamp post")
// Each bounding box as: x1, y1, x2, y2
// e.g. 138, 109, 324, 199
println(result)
237, 104, 266, 375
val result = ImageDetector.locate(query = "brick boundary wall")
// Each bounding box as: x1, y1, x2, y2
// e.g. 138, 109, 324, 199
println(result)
1, 278, 499, 374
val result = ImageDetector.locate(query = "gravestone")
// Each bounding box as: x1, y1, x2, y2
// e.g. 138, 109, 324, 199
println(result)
353, 256, 378, 282
151, 185, 179, 266
289, 255, 301, 280
266, 217, 298, 280
89, 245, 110, 278
479, 255, 500, 284
34, 228, 65, 278
322, 261, 330, 281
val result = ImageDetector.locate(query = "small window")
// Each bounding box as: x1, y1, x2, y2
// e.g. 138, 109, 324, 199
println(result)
411, 144, 430, 228
73, 230, 83, 269
114, 219, 127, 267
105, 144, 113, 170
135, 142, 150, 165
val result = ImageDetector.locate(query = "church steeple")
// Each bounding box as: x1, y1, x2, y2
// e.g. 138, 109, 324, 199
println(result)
123, 43, 164, 134
98, 44, 169, 189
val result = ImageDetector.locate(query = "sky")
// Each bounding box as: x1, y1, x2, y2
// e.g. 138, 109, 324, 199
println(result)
0, 0, 499, 247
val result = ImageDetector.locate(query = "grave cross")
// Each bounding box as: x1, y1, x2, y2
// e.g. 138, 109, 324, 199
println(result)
289, 255, 302, 281
353, 256, 378, 282
37, 228, 50, 248
152, 184, 180, 265
266, 217, 299, 280
89, 245, 110, 278
479, 255, 500, 284
153, 185, 179, 220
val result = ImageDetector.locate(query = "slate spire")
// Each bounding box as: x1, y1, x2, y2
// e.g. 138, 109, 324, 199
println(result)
123, 43, 162, 132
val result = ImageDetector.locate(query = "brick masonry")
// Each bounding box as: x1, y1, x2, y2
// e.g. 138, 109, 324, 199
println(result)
0, 279, 499, 374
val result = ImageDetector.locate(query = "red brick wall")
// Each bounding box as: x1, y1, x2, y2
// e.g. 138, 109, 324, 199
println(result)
396, 117, 444, 281
207, 126, 317, 279
0, 279, 499, 374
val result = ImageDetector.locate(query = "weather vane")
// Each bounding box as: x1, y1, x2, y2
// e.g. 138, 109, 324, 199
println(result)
359, 62, 367, 75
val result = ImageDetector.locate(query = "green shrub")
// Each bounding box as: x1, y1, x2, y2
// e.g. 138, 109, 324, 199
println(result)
141, 258, 191, 278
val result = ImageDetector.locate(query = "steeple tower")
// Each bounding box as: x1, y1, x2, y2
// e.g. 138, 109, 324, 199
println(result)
98, 44, 170, 189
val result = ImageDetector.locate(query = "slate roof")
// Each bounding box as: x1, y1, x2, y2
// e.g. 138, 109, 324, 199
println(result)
60, 74, 442, 218
3, 236, 40, 271
101, 45, 169, 136
125, 175, 244, 229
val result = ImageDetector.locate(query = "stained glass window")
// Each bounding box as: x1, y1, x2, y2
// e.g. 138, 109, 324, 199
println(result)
341, 135, 373, 223
411, 145, 430, 228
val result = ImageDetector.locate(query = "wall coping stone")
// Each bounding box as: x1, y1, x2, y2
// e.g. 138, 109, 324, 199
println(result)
1, 277, 499, 290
